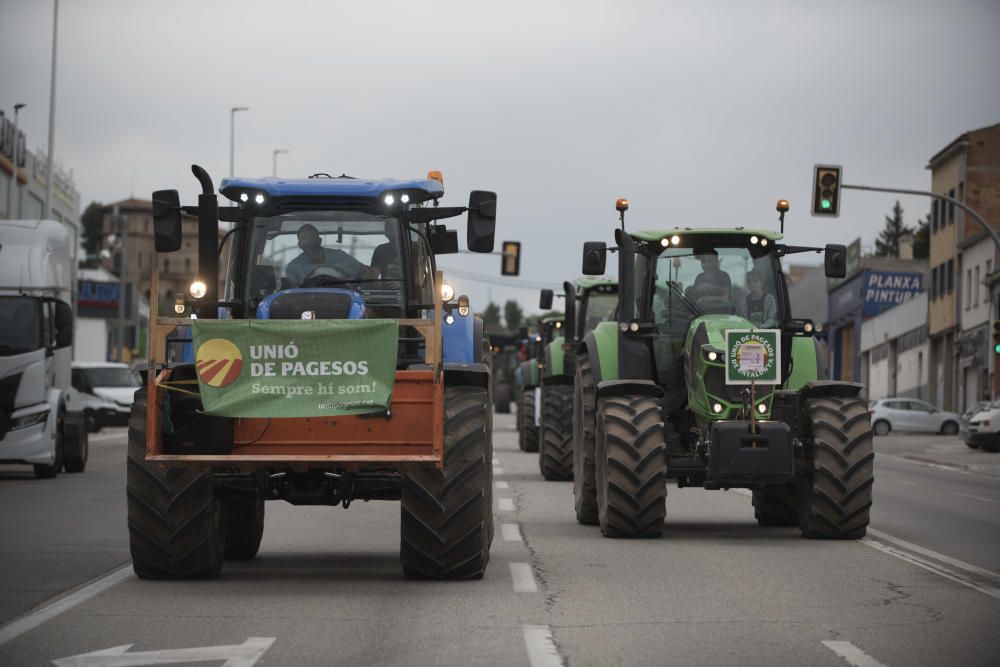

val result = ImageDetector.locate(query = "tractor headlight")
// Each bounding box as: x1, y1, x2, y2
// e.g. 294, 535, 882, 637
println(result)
441, 283, 455, 302
670, 235, 680, 246
384, 194, 395, 206
712, 403, 724, 414
445, 314, 455, 325
189, 280, 207, 299
400, 193, 410, 204
708, 351, 718, 362
240, 192, 249, 202
254, 193, 265, 205
458, 295, 470, 317
757, 403, 767, 414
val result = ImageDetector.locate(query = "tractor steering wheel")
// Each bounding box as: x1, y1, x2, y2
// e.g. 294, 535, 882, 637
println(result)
301, 264, 355, 288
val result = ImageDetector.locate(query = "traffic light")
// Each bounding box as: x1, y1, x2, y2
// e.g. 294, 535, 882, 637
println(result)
993, 321, 1000, 354
811, 164, 842, 217
501, 241, 521, 276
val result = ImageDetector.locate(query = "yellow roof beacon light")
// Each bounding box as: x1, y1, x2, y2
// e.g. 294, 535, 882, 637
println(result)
427, 170, 444, 185
776, 199, 790, 213
615, 198, 629, 212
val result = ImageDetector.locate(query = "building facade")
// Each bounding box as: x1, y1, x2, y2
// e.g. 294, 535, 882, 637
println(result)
860, 292, 928, 401
927, 122, 1000, 411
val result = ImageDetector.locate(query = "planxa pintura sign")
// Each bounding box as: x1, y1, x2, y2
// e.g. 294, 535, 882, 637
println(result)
861, 270, 923, 316
191, 319, 398, 417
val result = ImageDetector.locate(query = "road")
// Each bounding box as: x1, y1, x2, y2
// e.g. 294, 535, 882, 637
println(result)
0, 421, 998, 666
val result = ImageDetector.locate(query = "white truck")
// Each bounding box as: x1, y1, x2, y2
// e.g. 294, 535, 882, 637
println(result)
0, 219, 87, 477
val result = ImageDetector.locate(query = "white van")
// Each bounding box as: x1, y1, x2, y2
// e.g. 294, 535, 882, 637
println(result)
69, 362, 140, 432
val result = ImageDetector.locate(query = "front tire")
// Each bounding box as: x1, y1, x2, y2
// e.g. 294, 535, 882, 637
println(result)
222, 496, 265, 560
539, 384, 573, 480
126, 389, 225, 579
494, 384, 512, 414
400, 385, 492, 579
940, 421, 958, 436
595, 394, 667, 538
798, 396, 874, 540
873, 420, 890, 437
573, 355, 598, 525
519, 391, 539, 453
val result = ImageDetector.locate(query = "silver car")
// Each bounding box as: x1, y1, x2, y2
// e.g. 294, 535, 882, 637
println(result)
868, 398, 961, 437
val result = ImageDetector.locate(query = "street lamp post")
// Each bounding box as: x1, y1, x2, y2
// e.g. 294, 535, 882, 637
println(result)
272, 149, 289, 177
43, 0, 58, 219
229, 106, 249, 177
6, 103, 24, 218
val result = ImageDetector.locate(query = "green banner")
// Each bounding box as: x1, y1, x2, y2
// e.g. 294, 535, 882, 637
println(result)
725, 329, 781, 385
191, 319, 399, 417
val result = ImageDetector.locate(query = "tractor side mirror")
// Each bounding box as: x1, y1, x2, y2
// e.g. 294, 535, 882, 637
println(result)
582, 242, 607, 275
152, 189, 182, 253
430, 225, 459, 254
824, 244, 847, 278
539, 289, 554, 310
467, 190, 496, 253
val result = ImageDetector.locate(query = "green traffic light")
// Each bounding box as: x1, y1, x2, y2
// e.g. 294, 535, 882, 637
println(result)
994, 343, 1000, 354
821, 199, 832, 210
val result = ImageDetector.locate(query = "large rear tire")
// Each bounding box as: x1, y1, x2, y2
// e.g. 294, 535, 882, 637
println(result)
222, 496, 265, 560
752, 483, 798, 526
494, 383, 512, 414
595, 394, 667, 538
126, 389, 225, 579
573, 355, 598, 524
798, 396, 874, 540
400, 385, 492, 579
539, 384, 573, 480
519, 391, 539, 453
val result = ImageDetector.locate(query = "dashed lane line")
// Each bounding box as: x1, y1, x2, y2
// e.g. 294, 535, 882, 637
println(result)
952, 491, 999, 504
0, 564, 132, 647
509, 563, 538, 593
501, 523, 523, 543
496, 481, 510, 490
498, 497, 515, 512
522, 625, 564, 667
821, 640, 888, 667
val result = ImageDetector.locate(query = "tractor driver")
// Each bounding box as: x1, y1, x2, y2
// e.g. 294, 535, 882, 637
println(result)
687, 248, 732, 301
285, 224, 371, 286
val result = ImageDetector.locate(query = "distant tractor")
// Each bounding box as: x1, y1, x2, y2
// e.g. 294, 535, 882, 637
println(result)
536, 278, 618, 482
129, 166, 498, 579
488, 333, 520, 414
514, 316, 562, 453
573, 201, 871, 540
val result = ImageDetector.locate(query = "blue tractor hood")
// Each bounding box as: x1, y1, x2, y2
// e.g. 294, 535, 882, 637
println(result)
219, 176, 445, 208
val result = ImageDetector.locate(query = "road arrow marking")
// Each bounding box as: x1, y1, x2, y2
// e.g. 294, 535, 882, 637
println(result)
52, 636, 275, 667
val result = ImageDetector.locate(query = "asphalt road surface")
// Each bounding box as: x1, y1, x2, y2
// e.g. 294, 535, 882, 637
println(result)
1, 420, 998, 666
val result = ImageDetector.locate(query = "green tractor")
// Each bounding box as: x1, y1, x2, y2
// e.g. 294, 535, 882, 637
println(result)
537, 278, 618, 481
488, 333, 520, 414
515, 316, 562, 453
574, 216, 871, 540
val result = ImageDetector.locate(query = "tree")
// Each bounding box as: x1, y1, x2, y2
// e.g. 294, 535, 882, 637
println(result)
481, 302, 502, 331
503, 299, 523, 331
912, 213, 929, 260
81, 201, 104, 257
874, 200, 912, 258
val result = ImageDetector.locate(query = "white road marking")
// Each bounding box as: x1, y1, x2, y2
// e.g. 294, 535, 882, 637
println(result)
493, 467, 504, 475
867, 528, 1000, 583
821, 640, 887, 667
522, 625, 563, 667
510, 563, 538, 593
498, 497, 515, 511
876, 452, 976, 476
501, 523, 523, 543
52, 637, 275, 666
496, 481, 510, 490
862, 539, 1000, 601
0, 564, 132, 647
953, 491, 1000, 504
492, 456, 500, 464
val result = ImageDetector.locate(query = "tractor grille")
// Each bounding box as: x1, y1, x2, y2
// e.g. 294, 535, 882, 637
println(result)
267, 291, 355, 320
703, 366, 772, 405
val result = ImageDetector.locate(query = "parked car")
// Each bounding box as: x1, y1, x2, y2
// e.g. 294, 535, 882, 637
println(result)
964, 400, 1000, 452
960, 401, 991, 449
868, 398, 961, 437
68, 362, 141, 432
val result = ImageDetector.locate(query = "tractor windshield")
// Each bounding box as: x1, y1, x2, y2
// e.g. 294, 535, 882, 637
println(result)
651, 245, 782, 329
582, 292, 617, 334
241, 211, 416, 317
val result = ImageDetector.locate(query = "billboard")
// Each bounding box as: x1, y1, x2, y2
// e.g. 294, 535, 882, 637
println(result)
861, 270, 923, 316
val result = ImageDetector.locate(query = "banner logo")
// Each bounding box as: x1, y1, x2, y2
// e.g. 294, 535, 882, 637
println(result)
196, 338, 244, 388
725, 329, 781, 385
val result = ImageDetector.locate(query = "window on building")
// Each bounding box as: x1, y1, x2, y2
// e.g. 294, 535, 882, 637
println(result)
959, 182, 964, 203
26, 193, 43, 219
949, 189, 955, 222
975, 265, 980, 305
931, 200, 938, 233
930, 266, 938, 300
947, 259, 954, 292
966, 269, 972, 309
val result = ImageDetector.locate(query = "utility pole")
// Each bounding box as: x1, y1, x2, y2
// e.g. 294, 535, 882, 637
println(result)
5, 103, 24, 218
43, 0, 58, 219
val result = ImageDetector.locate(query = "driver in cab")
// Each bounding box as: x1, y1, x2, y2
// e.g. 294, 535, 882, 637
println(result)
284, 224, 372, 287
687, 248, 732, 300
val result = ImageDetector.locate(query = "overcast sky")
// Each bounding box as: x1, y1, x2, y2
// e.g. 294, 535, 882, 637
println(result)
4, 0, 999, 316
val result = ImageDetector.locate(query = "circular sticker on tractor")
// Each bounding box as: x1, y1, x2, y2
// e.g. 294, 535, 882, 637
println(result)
196, 338, 244, 387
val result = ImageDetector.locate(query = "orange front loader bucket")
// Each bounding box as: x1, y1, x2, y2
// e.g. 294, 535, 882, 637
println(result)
146, 368, 444, 468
